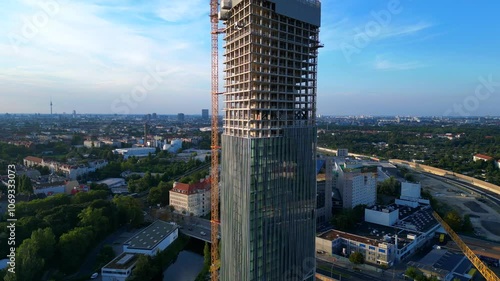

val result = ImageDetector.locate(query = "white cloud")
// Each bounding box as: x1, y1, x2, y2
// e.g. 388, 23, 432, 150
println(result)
380, 21, 433, 39
374, 56, 426, 70
0, 0, 212, 113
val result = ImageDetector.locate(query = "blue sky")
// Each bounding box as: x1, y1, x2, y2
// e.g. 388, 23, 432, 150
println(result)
1, 0, 499, 116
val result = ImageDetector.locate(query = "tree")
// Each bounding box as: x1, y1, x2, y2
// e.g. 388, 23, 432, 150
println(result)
203, 242, 211, 266
78, 206, 110, 238
405, 266, 418, 279
112, 196, 143, 227
147, 181, 171, 206
349, 252, 364, 265
377, 176, 401, 196
58, 226, 94, 273
444, 210, 463, 231
96, 245, 115, 269
13, 238, 45, 281
72, 190, 108, 204
30, 228, 56, 261
128, 255, 157, 281
462, 214, 474, 233
16, 175, 33, 194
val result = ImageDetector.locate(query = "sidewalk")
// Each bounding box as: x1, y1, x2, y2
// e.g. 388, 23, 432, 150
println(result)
317, 253, 406, 280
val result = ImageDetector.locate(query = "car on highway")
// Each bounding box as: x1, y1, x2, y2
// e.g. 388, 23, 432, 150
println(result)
200, 231, 207, 236
90, 272, 99, 279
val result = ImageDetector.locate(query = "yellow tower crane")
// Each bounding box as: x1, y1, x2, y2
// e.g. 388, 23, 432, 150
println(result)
432, 212, 500, 281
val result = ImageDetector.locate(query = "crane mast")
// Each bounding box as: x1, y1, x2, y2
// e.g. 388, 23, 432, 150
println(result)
432, 212, 499, 281
210, 0, 221, 280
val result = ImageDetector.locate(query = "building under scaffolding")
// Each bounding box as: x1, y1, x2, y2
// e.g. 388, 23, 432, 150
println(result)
219, 0, 321, 280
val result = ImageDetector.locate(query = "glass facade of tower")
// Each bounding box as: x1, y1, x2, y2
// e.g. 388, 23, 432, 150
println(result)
220, 0, 321, 280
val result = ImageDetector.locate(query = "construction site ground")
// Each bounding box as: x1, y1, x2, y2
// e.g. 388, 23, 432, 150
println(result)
417, 173, 500, 242
416, 173, 500, 280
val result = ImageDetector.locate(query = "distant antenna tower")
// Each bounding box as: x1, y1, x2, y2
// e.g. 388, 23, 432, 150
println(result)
50, 98, 53, 115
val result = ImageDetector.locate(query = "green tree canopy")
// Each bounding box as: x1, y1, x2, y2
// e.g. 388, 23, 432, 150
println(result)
349, 252, 364, 265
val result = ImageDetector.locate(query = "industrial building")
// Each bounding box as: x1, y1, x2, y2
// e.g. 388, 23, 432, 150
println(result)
219, 0, 321, 280
408, 247, 473, 281
112, 147, 156, 159
317, 181, 440, 267
317, 204, 440, 266
101, 253, 138, 281
122, 220, 179, 256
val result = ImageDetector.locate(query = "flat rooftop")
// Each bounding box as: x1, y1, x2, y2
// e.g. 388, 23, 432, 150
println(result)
103, 252, 138, 270
124, 220, 177, 250
409, 248, 471, 278
394, 206, 439, 233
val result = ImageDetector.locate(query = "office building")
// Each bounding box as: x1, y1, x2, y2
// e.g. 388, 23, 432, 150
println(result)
337, 148, 348, 157
335, 161, 377, 209
202, 109, 209, 119
177, 113, 185, 122
219, 0, 321, 280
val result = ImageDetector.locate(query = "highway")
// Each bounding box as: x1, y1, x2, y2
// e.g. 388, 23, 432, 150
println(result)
421, 172, 500, 207
177, 215, 214, 243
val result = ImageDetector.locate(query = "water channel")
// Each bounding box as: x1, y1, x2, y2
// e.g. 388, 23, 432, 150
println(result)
162, 240, 205, 281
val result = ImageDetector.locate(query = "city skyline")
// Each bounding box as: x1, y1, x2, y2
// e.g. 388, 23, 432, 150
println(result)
1, 0, 500, 116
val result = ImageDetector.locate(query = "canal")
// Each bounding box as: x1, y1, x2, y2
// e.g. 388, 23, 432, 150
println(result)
163, 239, 205, 281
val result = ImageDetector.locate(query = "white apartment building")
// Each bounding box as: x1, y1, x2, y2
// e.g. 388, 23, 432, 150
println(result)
23, 156, 108, 180
169, 177, 211, 216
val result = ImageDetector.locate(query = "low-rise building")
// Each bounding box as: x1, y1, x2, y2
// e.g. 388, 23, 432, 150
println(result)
317, 229, 397, 267
97, 178, 126, 189
113, 147, 156, 159
169, 177, 211, 216
473, 154, 493, 162
122, 220, 179, 256
408, 247, 473, 281
23, 156, 43, 167
318, 203, 440, 266
22, 156, 108, 180
33, 182, 66, 196
101, 253, 138, 281
83, 140, 104, 148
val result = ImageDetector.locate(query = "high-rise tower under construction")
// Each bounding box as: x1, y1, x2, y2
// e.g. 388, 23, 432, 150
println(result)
219, 0, 321, 280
